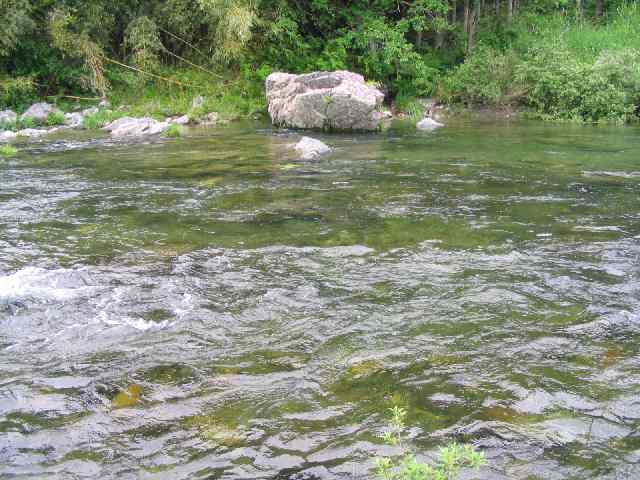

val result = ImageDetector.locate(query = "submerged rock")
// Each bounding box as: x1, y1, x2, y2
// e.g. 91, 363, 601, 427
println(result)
21, 102, 62, 122
0, 131, 17, 142
416, 117, 444, 130
0, 110, 17, 124
103, 117, 169, 137
293, 136, 331, 160
266, 70, 385, 131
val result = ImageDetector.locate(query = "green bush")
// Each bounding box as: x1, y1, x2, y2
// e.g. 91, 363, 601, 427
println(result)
516, 46, 639, 122
46, 110, 66, 126
0, 76, 37, 110
375, 406, 485, 480
439, 45, 518, 105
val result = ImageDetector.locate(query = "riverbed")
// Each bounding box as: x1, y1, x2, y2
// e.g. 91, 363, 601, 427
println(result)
1, 119, 639, 479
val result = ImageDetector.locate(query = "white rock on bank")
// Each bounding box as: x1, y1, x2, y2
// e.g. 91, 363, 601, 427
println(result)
103, 117, 169, 137
200, 112, 219, 125
293, 136, 331, 160
416, 117, 444, 130
81, 107, 99, 117
168, 114, 190, 125
17, 128, 49, 137
0, 131, 17, 142
64, 112, 84, 128
21, 103, 62, 122
0, 110, 17, 124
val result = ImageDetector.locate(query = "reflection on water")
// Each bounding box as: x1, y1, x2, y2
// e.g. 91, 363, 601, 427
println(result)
1, 119, 639, 479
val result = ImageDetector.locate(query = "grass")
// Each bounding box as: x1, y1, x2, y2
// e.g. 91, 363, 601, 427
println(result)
82, 109, 125, 129
46, 110, 65, 126
107, 68, 266, 122
164, 124, 183, 137
0, 145, 18, 156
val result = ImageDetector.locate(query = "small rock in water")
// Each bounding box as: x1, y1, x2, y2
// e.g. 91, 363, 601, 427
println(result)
293, 136, 331, 160
103, 117, 169, 137
98, 98, 111, 109
0, 110, 17, 124
416, 117, 444, 130
0, 131, 17, 142
21, 102, 62, 122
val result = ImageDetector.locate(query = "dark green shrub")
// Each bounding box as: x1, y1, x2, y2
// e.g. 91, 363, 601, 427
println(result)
439, 45, 518, 105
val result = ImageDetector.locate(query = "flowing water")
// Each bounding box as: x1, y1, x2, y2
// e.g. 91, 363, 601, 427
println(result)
1, 119, 639, 479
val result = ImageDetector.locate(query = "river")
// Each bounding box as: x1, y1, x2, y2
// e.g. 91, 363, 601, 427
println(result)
1, 118, 639, 479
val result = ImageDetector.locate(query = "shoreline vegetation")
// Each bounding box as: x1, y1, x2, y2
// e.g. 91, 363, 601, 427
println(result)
2, 2, 640, 128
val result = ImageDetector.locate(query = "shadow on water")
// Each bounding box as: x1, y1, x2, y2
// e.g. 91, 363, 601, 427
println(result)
1, 119, 640, 479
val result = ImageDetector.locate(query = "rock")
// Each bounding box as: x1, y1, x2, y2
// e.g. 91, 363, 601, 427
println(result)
103, 117, 169, 137
98, 98, 111, 109
81, 107, 99, 117
0, 131, 17, 142
21, 103, 62, 122
266, 70, 385, 131
200, 112, 219, 125
293, 136, 331, 160
192, 96, 205, 109
17, 128, 49, 137
169, 114, 190, 125
64, 112, 84, 128
372, 110, 393, 122
416, 117, 444, 130
0, 110, 17, 124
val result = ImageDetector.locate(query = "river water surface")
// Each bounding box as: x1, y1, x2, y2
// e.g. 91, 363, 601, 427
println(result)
1, 119, 639, 479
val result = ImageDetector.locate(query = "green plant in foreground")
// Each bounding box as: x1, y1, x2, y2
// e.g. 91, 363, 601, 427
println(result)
164, 124, 182, 138
0, 145, 18, 156
375, 406, 485, 480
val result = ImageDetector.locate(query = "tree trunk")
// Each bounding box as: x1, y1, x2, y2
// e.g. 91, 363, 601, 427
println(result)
507, 0, 513, 22
435, 29, 445, 49
576, 0, 582, 19
495, 0, 500, 16
416, 30, 423, 50
468, 0, 480, 51
464, 0, 470, 35
452, 0, 457, 23
595, 0, 604, 17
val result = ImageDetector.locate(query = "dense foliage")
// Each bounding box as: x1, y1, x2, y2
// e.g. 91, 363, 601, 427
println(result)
1, 0, 638, 122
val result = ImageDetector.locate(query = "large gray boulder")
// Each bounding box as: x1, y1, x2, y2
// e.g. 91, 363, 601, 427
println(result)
21, 103, 62, 122
0, 110, 17, 124
266, 71, 385, 131
103, 117, 169, 137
